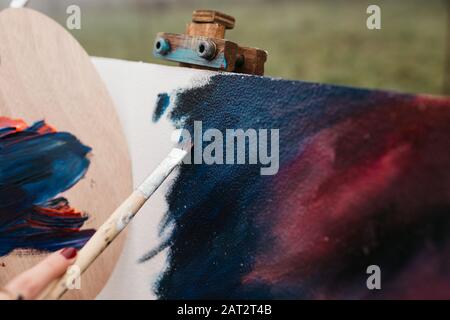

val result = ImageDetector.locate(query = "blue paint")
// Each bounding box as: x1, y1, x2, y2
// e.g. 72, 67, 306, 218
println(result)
153, 93, 171, 122
154, 47, 228, 70
222, 57, 227, 70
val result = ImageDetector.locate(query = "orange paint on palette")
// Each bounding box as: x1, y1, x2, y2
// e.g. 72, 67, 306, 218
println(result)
0, 117, 28, 135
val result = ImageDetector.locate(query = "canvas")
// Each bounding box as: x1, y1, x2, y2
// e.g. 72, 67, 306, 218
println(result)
95, 58, 450, 300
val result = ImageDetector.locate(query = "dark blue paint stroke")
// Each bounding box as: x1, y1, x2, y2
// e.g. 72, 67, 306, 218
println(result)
153, 93, 171, 122
0, 119, 94, 256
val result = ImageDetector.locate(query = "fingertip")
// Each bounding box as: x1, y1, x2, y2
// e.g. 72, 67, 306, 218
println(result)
60, 247, 78, 260
5, 248, 79, 300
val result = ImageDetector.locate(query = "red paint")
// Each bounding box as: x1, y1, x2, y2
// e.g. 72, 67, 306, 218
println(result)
244, 95, 450, 298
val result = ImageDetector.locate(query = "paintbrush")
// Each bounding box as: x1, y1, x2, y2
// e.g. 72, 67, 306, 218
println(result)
38, 139, 192, 300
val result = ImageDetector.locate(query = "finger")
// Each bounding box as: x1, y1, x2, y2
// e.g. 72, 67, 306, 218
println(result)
5, 247, 77, 300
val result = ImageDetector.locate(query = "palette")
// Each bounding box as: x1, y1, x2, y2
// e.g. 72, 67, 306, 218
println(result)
0, 8, 132, 299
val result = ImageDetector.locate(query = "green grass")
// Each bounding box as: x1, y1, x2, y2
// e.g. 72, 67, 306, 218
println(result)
56, 0, 448, 95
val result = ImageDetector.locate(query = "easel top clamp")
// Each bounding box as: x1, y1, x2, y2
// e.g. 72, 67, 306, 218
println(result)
153, 10, 268, 76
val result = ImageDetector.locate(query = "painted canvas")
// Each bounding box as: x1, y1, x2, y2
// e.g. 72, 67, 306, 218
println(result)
152, 76, 450, 299
94, 59, 450, 300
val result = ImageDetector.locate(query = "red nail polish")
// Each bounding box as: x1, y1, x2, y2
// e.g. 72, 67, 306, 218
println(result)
61, 248, 77, 259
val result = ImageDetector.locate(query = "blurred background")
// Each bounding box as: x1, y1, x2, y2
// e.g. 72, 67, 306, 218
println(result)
1, 0, 449, 95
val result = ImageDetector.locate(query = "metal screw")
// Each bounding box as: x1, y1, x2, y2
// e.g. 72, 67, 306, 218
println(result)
155, 37, 171, 55
197, 40, 217, 60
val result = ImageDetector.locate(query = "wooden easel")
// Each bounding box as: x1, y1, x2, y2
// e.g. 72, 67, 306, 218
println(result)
154, 10, 268, 76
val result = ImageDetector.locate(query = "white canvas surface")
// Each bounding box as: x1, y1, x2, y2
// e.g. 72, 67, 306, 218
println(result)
92, 57, 212, 299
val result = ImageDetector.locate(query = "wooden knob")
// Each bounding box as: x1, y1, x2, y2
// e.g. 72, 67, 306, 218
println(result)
192, 10, 235, 30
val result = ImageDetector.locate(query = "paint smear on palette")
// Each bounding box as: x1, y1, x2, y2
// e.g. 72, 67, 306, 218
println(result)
150, 74, 450, 299
0, 117, 95, 256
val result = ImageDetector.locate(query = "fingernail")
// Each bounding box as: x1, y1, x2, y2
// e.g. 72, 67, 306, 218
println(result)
61, 248, 77, 259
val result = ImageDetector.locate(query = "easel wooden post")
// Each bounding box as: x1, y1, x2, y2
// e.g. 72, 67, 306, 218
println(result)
153, 10, 268, 76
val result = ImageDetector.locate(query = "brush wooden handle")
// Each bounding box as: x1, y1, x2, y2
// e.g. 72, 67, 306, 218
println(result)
39, 148, 187, 300
39, 147, 188, 300
39, 190, 146, 300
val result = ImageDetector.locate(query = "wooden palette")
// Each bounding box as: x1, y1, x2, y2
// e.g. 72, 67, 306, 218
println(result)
0, 8, 132, 299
